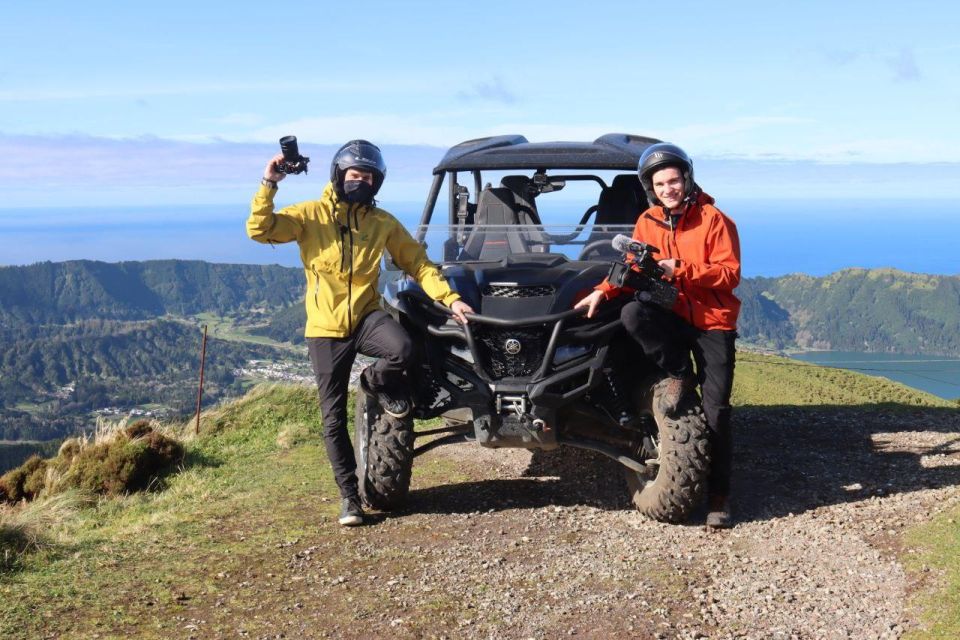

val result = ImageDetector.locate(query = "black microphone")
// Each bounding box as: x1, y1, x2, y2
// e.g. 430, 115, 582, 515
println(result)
611, 234, 657, 255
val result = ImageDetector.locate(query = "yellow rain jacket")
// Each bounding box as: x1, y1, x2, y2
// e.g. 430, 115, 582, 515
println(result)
247, 182, 460, 338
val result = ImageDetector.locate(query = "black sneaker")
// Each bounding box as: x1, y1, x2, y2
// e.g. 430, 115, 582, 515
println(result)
338, 497, 364, 527
361, 369, 411, 419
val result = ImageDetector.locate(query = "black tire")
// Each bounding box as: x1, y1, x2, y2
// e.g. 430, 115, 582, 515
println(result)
353, 386, 415, 510
624, 378, 710, 523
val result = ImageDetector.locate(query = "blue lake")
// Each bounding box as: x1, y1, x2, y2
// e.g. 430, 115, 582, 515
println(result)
790, 351, 960, 401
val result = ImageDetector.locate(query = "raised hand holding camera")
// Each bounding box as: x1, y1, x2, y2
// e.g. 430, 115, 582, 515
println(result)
263, 153, 286, 184
276, 135, 310, 175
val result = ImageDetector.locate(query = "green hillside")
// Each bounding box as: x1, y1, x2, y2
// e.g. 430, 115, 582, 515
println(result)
1, 355, 956, 638
2, 259, 959, 464
737, 268, 960, 355
5, 260, 960, 357
0, 318, 298, 442
0, 260, 302, 325
0, 261, 309, 444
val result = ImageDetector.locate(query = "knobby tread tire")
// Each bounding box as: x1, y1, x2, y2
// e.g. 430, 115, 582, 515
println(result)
624, 381, 711, 523
354, 387, 414, 510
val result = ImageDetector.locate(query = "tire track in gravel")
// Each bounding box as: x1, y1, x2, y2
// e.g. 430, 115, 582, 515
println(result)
176, 407, 959, 640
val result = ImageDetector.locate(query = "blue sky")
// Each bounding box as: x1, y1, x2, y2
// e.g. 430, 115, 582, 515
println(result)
1, 0, 959, 208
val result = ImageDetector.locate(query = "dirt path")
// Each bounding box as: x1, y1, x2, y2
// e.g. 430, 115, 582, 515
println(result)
166, 407, 959, 640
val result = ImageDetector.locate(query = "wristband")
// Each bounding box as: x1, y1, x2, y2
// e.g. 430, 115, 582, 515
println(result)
261, 178, 277, 189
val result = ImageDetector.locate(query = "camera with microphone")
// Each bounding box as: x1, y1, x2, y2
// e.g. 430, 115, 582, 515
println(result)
276, 135, 310, 175
606, 234, 678, 309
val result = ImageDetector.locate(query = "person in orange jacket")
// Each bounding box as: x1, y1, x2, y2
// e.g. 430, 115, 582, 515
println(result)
575, 142, 741, 528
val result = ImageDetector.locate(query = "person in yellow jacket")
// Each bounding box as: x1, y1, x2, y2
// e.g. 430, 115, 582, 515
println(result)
248, 139, 473, 526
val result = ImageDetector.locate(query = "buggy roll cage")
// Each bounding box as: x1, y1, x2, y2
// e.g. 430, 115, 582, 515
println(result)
415, 133, 661, 241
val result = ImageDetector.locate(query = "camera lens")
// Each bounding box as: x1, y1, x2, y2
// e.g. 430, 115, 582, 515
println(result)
279, 136, 300, 162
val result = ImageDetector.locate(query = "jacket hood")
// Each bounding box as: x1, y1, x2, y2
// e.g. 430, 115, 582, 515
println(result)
695, 190, 715, 207
320, 181, 374, 224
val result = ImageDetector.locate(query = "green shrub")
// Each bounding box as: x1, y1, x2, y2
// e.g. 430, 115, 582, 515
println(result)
22, 459, 49, 499
0, 424, 184, 503
0, 455, 47, 502
69, 429, 183, 496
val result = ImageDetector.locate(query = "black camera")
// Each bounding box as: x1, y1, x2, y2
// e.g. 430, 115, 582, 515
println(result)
606, 237, 679, 309
276, 135, 310, 175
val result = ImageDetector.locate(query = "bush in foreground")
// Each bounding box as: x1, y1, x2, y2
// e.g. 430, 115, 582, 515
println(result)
0, 420, 184, 504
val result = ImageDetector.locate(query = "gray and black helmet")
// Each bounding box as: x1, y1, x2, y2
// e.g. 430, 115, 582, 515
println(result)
637, 143, 695, 206
330, 139, 387, 197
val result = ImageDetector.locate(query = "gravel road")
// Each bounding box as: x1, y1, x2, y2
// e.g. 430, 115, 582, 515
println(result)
185, 406, 960, 640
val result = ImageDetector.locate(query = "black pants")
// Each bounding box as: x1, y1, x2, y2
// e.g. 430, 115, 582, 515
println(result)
621, 300, 737, 497
306, 310, 413, 499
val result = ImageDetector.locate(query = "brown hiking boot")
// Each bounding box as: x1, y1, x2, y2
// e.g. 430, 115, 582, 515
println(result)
657, 374, 694, 416
705, 494, 732, 529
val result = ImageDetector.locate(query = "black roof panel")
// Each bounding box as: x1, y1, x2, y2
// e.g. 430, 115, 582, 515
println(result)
433, 133, 661, 173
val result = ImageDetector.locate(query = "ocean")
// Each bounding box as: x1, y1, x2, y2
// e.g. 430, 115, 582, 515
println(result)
2, 198, 959, 277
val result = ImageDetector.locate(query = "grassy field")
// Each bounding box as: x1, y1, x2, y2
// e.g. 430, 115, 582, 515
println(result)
190, 312, 293, 349
0, 384, 466, 638
0, 354, 956, 638
904, 505, 960, 638
734, 351, 956, 408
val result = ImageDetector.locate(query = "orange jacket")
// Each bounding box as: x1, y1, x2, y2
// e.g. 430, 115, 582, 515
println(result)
597, 191, 741, 331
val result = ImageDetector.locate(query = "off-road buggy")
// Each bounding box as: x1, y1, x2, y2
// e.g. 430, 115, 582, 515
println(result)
354, 134, 709, 522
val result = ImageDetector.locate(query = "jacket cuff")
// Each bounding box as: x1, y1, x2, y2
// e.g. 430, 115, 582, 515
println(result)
441, 292, 462, 306
256, 183, 277, 199
595, 281, 619, 300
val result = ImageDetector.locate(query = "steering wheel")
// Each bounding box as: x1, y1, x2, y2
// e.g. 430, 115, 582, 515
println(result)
577, 239, 615, 261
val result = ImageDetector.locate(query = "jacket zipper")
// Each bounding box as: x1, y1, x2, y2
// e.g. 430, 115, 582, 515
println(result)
344, 203, 357, 336
311, 265, 321, 310
667, 209, 695, 325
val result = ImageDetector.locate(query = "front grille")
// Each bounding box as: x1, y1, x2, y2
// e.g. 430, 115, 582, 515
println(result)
482, 284, 556, 298
474, 326, 549, 379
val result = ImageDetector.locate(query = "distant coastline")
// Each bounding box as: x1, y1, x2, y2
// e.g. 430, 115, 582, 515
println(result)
2, 199, 960, 277
789, 351, 960, 401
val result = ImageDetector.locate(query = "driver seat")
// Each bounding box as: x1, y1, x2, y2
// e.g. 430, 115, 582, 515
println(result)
500, 175, 549, 253
584, 174, 645, 257
459, 187, 531, 260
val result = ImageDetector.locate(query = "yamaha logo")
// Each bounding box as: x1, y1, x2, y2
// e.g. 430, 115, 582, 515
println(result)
504, 338, 522, 355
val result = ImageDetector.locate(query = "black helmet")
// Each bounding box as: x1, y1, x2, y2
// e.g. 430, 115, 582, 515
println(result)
329, 139, 387, 198
637, 143, 695, 206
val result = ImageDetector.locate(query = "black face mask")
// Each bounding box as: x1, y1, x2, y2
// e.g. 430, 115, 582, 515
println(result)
343, 180, 374, 203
